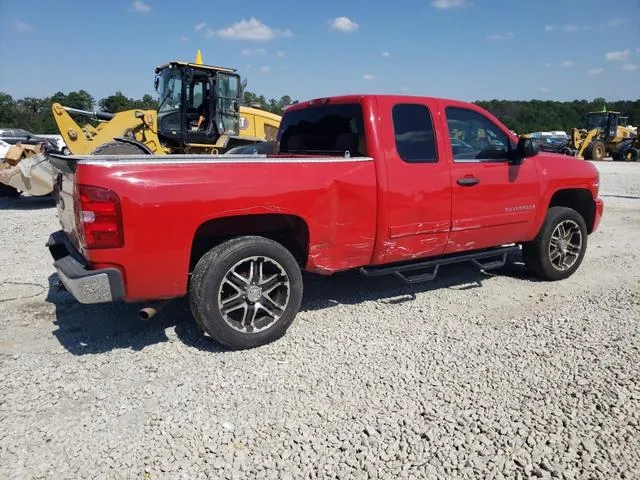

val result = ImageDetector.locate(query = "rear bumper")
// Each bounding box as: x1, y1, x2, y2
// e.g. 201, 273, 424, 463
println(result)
592, 197, 604, 233
46, 230, 124, 304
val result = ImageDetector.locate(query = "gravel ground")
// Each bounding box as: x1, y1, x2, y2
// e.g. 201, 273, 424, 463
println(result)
1, 161, 639, 480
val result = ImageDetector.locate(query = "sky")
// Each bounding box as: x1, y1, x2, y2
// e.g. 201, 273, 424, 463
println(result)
1, 0, 639, 105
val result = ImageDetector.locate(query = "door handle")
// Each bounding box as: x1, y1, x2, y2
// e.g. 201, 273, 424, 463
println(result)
457, 176, 480, 186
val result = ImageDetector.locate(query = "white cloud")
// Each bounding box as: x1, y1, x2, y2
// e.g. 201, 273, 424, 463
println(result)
363, 73, 374, 80
606, 18, 628, 28
544, 62, 552, 68
431, 0, 472, 9
606, 49, 630, 61
400, 86, 409, 91
488, 32, 514, 41
545, 24, 588, 32
260, 66, 270, 73
329, 17, 359, 33
382, 51, 390, 58
180, 36, 189, 42
622, 64, 639, 72
194, 22, 206, 32
12, 20, 34, 32
560, 60, 574, 68
588, 68, 603, 75
217, 17, 292, 41
205, 28, 216, 38
131, 1, 151, 14
539, 87, 549, 92
276, 50, 285, 58
241, 48, 266, 56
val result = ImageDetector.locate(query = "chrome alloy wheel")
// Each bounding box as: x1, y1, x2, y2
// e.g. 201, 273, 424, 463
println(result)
217, 256, 291, 333
549, 220, 583, 271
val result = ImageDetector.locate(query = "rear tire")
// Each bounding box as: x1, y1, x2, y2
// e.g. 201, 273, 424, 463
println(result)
620, 147, 639, 162
189, 236, 304, 349
522, 206, 588, 281
584, 140, 606, 161
91, 141, 149, 155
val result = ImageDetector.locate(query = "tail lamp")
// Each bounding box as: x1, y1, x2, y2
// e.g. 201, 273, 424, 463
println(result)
74, 184, 124, 249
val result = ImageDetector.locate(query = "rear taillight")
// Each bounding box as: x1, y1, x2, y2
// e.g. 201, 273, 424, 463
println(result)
74, 184, 124, 249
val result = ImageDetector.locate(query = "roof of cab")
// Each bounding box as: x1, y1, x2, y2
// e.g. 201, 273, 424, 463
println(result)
154, 61, 237, 74
283, 93, 476, 113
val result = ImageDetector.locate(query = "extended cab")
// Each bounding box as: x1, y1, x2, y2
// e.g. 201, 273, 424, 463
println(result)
47, 94, 604, 349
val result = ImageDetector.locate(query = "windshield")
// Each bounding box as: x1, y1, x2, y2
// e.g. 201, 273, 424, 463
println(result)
157, 68, 183, 113
277, 103, 367, 156
586, 113, 608, 131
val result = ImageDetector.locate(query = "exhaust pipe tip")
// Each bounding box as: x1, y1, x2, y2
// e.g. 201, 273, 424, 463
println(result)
137, 300, 172, 320
138, 307, 157, 320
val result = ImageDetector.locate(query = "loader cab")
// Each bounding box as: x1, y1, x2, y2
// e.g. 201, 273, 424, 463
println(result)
585, 111, 619, 140
154, 61, 241, 150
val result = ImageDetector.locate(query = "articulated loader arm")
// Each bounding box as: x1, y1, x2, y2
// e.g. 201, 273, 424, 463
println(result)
51, 103, 166, 155
570, 128, 599, 160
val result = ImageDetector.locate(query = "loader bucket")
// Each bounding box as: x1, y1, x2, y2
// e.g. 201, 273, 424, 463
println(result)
0, 143, 54, 196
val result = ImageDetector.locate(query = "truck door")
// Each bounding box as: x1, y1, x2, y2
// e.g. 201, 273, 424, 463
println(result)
442, 104, 539, 254
373, 97, 452, 264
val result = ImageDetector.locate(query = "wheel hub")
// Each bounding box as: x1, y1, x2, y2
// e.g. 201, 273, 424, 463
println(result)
246, 285, 263, 303
217, 256, 291, 334
558, 239, 568, 253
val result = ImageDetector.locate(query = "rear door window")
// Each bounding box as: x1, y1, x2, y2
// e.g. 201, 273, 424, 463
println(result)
277, 103, 367, 156
392, 103, 438, 163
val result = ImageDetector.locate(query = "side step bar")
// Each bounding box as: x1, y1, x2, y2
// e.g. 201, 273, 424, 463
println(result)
359, 245, 519, 285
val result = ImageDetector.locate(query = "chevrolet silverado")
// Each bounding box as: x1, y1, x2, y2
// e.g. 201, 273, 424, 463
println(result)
47, 94, 604, 349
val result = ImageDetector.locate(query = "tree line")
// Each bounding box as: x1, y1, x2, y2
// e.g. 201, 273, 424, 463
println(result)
0, 89, 638, 135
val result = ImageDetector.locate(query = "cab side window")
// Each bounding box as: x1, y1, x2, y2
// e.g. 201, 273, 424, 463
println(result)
392, 103, 438, 163
445, 107, 510, 162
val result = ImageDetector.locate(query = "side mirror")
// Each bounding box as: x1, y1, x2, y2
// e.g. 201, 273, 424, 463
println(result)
510, 136, 539, 164
154, 76, 159, 92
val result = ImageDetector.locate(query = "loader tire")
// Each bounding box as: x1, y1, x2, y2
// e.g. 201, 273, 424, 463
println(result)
584, 140, 606, 161
91, 141, 149, 156
620, 147, 639, 162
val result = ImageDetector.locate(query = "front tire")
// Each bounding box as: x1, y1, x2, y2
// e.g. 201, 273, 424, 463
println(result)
584, 140, 606, 161
522, 206, 588, 281
91, 140, 149, 155
189, 236, 303, 349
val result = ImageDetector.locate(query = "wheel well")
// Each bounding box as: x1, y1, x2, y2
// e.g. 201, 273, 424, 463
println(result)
549, 189, 596, 233
189, 214, 310, 271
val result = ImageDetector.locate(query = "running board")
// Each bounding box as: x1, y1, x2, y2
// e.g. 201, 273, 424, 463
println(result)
359, 245, 519, 285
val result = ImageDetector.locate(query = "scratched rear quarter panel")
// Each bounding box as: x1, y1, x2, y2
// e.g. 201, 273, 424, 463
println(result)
76, 157, 377, 302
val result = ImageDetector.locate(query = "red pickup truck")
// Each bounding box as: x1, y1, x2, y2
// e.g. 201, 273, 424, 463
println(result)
47, 94, 603, 349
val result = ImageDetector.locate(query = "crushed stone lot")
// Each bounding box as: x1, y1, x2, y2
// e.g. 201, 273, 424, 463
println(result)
1, 161, 639, 480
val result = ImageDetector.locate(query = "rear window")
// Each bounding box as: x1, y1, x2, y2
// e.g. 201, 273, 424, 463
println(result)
277, 103, 367, 156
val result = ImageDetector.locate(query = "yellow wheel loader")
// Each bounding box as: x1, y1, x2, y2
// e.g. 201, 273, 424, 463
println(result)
53, 51, 281, 156
0, 50, 282, 197
563, 108, 638, 161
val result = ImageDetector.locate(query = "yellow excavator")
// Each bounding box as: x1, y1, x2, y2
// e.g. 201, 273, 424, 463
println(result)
0, 50, 282, 197
52, 50, 282, 156
562, 107, 638, 161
